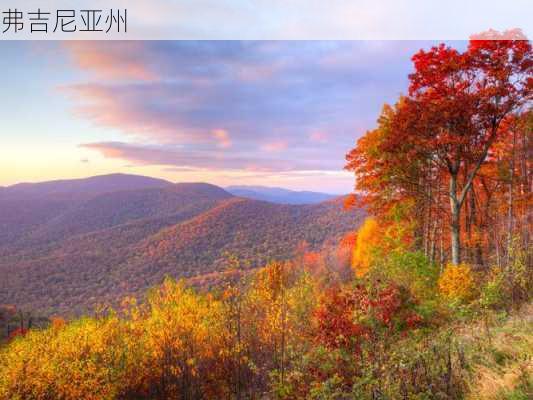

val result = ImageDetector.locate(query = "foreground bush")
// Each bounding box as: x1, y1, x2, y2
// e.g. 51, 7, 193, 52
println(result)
1, 257, 531, 399
438, 263, 476, 303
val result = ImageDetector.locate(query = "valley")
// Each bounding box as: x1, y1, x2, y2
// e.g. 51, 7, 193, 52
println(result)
0, 174, 363, 315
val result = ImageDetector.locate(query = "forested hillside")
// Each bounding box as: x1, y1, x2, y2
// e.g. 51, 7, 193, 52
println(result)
0, 177, 362, 315
0, 174, 172, 247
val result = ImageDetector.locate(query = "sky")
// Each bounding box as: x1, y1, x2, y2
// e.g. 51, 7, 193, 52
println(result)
1, 40, 458, 193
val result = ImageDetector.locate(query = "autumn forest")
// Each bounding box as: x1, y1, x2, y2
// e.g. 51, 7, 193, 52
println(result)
0, 36, 532, 399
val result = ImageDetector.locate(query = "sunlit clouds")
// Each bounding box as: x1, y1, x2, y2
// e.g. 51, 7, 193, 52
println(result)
63, 41, 157, 81
212, 129, 232, 149
261, 140, 288, 152
1, 40, 434, 192
309, 132, 328, 143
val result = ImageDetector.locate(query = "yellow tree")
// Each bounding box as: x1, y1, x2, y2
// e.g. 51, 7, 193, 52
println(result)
352, 217, 383, 277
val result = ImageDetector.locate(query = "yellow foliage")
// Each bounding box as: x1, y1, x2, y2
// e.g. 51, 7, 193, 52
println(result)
0, 316, 127, 400
352, 217, 382, 277
0, 272, 319, 399
438, 263, 476, 302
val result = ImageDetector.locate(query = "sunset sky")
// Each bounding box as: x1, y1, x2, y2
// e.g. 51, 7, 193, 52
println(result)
1, 40, 463, 193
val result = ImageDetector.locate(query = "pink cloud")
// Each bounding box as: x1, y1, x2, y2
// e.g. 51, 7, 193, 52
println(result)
261, 140, 288, 152
212, 129, 232, 148
63, 42, 157, 81
309, 132, 328, 143
79, 141, 323, 171
54, 41, 417, 181
62, 83, 207, 143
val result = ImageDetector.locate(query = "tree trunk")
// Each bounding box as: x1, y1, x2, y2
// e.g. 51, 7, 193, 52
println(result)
450, 175, 461, 265
430, 220, 437, 263
440, 224, 445, 271
507, 129, 516, 258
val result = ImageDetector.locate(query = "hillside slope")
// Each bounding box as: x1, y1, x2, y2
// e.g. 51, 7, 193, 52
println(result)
0, 176, 364, 315
0, 174, 172, 247
22, 183, 233, 248
133, 196, 358, 277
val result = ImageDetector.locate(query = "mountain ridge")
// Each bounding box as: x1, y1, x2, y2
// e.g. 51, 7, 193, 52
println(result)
0, 174, 364, 315
226, 185, 338, 204
2, 173, 172, 199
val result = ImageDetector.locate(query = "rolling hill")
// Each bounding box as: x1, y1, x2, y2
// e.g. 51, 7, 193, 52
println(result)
0, 174, 172, 247
226, 185, 337, 204
0, 174, 364, 315
2, 173, 171, 199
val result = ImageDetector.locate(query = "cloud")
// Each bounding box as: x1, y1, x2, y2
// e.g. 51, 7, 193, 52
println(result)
309, 132, 328, 143
60, 41, 431, 179
261, 140, 288, 152
63, 42, 157, 81
212, 129, 232, 148
80, 141, 340, 172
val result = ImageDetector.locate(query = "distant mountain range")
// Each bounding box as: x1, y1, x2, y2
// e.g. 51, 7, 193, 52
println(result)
0, 174, 364, 315
226, 185, 337, 204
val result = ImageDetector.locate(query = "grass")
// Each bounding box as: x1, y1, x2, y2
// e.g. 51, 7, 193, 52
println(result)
464, 303, 532, 400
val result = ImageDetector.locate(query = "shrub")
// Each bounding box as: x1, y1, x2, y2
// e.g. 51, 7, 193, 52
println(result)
376, 250, 439, 301
438, 263, 476, 303
480, 266, 506, 310
352, 218, 382, 277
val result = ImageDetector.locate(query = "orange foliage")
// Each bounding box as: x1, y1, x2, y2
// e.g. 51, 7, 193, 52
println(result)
343, 193, 358, 210
346, 38, 532, 267
339, 232, 357, 249
7, 327, 27, 341
438, 263, 476, 302
313, 286, 369, 351
313, 283, 421, 352
50, 316, 66, 330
